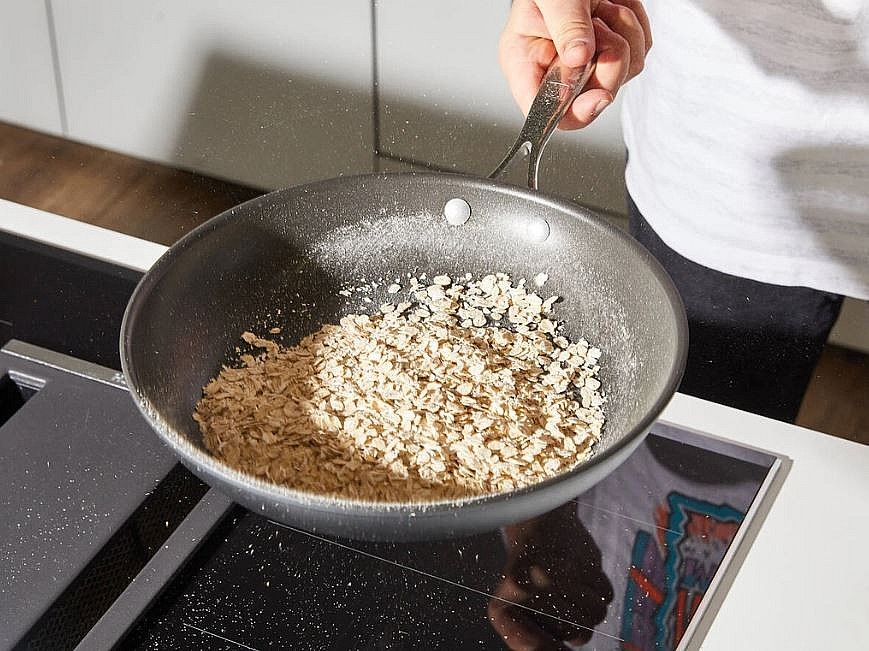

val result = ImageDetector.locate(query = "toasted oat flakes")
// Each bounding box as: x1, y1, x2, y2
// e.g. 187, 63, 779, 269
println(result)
194, 273, 605, 502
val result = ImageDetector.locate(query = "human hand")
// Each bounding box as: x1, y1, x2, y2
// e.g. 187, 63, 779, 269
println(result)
499, 0, 652, 129
487, 504, 614, 650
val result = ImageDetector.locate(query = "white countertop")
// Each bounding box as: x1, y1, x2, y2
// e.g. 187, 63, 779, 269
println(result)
2, 198, 867, 649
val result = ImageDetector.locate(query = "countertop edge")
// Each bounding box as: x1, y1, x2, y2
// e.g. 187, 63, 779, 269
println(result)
0, 198, 167, 272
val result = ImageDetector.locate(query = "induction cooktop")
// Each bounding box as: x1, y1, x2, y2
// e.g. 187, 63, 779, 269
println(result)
0, 231, 786, 650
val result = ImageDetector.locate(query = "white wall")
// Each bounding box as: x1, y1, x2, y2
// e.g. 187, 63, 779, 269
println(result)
48, 0, 374, 188
0, 0, 63, 134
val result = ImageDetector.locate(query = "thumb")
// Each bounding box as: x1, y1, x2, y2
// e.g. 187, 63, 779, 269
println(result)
536, 0, 596, 68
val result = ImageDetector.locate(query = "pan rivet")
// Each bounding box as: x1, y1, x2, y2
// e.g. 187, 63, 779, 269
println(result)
444, 198, 471, 225
524, 218, 550, 243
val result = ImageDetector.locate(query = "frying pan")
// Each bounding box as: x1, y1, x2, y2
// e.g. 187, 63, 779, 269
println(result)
121, 59, 687, 541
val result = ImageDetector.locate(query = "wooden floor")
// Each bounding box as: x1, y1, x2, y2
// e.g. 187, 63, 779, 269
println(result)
2, 121, 866, 445
796, 346, 868, 445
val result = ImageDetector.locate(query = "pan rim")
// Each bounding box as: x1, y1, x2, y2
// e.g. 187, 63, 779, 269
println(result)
120, 170, 688, 515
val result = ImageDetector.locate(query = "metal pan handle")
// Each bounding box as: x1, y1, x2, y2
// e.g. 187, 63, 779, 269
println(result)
489, 56, 596, 190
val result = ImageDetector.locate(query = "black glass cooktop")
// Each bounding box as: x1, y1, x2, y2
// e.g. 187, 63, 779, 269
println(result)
122, 425, 776, 651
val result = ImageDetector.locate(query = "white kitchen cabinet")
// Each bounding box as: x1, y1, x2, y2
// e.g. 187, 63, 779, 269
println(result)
0, 0, 63, 134
375, 0, 629, 219
49, 0, 374, 189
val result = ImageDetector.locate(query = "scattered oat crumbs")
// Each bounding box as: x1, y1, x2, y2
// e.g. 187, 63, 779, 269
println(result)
387, 284, 401, 294
194, 272, 605, 503
269, 327, 282, 334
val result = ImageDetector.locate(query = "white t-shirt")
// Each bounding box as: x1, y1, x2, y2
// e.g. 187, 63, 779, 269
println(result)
621, 0, 869, 300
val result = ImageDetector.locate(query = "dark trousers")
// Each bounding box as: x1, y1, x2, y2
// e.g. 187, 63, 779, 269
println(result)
628, 195, 844, 423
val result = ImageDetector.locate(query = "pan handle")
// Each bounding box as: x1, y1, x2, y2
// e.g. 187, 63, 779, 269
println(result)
489, 56, 596, 190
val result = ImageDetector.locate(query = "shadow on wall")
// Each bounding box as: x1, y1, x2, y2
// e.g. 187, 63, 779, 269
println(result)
169, 49, 626, 215
774, 144, 869, 294
378, 90, 627, 213
170, 50, 375, 191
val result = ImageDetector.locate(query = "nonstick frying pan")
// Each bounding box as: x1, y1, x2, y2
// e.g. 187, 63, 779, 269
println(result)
121, 59, 688, 541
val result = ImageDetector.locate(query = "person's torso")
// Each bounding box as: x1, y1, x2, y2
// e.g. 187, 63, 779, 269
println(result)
621, 0, 869, 298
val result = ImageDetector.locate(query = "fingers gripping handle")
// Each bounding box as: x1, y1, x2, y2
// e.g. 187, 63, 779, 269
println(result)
490, 57, 596, 190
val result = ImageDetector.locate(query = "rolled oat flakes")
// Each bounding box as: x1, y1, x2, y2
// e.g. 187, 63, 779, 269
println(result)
193, 273, 605, 502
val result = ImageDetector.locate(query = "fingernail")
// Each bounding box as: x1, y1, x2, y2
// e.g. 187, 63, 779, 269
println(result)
593, 99, 611, 117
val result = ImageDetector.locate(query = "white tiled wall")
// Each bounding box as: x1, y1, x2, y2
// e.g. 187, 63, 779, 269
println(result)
0, 0, 63, 134
48, 0, 374, 189
375, 0, 629, 218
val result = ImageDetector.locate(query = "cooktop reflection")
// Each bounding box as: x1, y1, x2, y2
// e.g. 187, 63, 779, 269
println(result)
122, 425, 779, 651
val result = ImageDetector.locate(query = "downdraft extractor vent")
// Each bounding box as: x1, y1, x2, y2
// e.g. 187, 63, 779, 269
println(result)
0, 372, 43, 427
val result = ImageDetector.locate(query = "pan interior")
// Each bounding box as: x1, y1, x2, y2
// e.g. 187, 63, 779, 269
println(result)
124, 173, 683, 502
